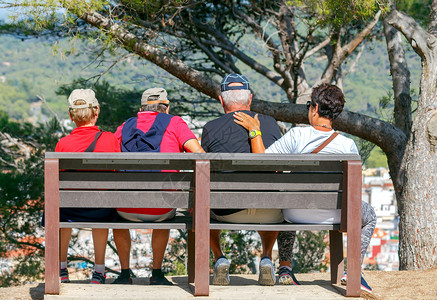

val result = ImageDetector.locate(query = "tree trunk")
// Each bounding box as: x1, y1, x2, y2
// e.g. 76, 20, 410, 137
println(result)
386, 8, 437, 270
398, 60, 437, 269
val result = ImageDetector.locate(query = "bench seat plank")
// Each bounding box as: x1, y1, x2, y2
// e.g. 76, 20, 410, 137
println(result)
210, 191, 341, 209
60, 220, 191, 230
59, 191, 191, 208
210, 221, 339, 231
60, 172, 193, 190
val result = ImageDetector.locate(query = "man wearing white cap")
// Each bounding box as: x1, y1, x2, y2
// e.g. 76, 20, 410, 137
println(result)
112, 87, 204, 285
53, 89, 121, 285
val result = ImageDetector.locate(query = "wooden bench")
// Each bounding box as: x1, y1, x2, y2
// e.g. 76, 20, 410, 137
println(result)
44, 152, 362, 297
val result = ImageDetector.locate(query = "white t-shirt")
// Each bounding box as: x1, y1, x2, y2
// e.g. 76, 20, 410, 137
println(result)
266, 126, 358, 155
266, 126, 359, 224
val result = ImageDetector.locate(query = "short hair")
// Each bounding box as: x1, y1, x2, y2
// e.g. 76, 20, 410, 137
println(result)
310, 83, 345, 120
69, 100, 99, 126
141, 103, 168, 113
221, 89, 251, 108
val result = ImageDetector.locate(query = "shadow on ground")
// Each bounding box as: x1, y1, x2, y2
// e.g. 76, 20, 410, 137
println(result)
29, 283, 44, 300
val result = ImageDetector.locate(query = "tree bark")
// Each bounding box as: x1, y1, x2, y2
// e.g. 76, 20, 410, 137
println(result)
386, 8, 437, 270
383, 17, 411, 204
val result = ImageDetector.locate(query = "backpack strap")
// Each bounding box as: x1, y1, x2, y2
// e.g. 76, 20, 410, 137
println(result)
84, 131, 103, 152
311, 131, 339, 154
121, 114, 173, 152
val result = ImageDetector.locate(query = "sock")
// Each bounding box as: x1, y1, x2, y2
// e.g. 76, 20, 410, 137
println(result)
94, 264, 105, 274
60, 261, 67, 269
152, 269, 163, 278
120, 269, 130, 278
216, 255, 227, 262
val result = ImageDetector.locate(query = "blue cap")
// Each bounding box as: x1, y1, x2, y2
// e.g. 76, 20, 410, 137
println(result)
221, 74, 250, 92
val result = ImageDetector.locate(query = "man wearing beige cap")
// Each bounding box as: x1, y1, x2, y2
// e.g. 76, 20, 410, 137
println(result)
49, 89, 121, 285
113, 87, 204, 285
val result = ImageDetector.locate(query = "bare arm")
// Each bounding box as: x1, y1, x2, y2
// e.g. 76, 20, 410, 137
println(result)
233, 112, 266, 153
183, 138, 205, 153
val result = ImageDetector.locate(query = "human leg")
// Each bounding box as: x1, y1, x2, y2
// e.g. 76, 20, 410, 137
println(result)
276, 231, 300, 285
209, 229, 230, 285
258, 231, 279, 286
60, 228, 72, 283
360, 201, 376, 264
210, 229, 224, 260
90, 228, 109, 284
112, 229, 132, 284
60, 228, 72, 263
150, 229, 173, 285
113, 229, 131, 269
341, 201, 376, 293
258, 231, 278, 259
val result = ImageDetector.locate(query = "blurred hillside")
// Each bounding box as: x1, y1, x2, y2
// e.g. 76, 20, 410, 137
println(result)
0, 35, 422, 121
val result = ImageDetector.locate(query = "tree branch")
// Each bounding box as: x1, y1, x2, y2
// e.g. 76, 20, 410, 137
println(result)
250, 100, 407, 159
321, 11, 381, 83
385, 9, 435, 60
304, 37, 331, 59
77, 10, 221, 100
383, 19, 412, 136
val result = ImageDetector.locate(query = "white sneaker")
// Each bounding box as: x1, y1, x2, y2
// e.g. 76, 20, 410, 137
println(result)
212, 256, 230, 285
258, 257, 275, 286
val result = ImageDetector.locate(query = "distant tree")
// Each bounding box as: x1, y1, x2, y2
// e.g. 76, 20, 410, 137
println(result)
0, 111, 58, 286
292, 231, 328, 273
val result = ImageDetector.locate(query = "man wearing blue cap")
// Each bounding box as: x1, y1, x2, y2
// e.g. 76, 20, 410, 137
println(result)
201, 74, 285, 286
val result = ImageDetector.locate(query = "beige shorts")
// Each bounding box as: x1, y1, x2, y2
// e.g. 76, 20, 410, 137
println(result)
117, 208, 176, 222
211, 209, 283, 224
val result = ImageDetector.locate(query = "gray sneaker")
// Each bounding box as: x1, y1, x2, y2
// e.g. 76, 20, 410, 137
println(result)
212, 256, 230, 285
258, 257, 275, 286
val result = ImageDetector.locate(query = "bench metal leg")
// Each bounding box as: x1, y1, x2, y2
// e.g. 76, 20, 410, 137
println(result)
194, 160, 210, 296
44, 159, 60, 294
187, 229, 195, 284
329, 230, 344, 285
344, 161, 362, 297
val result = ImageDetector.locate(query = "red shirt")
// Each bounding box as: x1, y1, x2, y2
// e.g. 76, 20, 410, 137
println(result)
114, 111, 196, 152
55, 126, 120, 152
114, 111, 197, 216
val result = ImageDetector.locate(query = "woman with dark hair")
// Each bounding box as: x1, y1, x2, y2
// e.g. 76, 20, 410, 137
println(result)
233, 84, 376, 293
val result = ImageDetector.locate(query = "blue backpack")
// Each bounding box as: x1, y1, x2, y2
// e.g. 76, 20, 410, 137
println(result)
121, 113, 173, 152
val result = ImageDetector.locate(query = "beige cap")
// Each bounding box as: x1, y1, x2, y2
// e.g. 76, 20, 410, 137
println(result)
68, 89, 99, 109
141, 87, 170, 105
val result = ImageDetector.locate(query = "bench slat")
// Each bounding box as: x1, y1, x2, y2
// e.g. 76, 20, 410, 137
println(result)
59, 191, 192, 208
210, 222, 339, 231
210, 160, 343, 172
210, 173, 342, 190
211, 191, 341, 209
60, 216, 192, 230
59, 159, 195, 171
59, 172, 193, 190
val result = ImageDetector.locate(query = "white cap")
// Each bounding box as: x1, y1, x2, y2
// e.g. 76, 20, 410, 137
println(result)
68, 89, 99, 109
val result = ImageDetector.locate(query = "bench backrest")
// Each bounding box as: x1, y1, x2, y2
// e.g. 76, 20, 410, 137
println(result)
46, 152, 361, 214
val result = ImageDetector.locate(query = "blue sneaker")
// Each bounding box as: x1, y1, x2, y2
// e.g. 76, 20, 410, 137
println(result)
340, 271, 372, 293
258, 257, 275, 286
212, 256, 230, 285
278, 266, 300, 285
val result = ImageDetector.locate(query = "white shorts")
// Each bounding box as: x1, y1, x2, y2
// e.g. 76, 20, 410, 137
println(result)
211, 209, 283, 224
117, 208, 176, 222
283, 209, 341, 224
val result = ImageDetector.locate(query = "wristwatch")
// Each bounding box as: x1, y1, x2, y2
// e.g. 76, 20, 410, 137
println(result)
249, 130, 262, 139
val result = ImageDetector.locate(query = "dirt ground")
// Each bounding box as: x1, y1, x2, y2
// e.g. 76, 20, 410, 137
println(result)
0, 268, 436, 300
